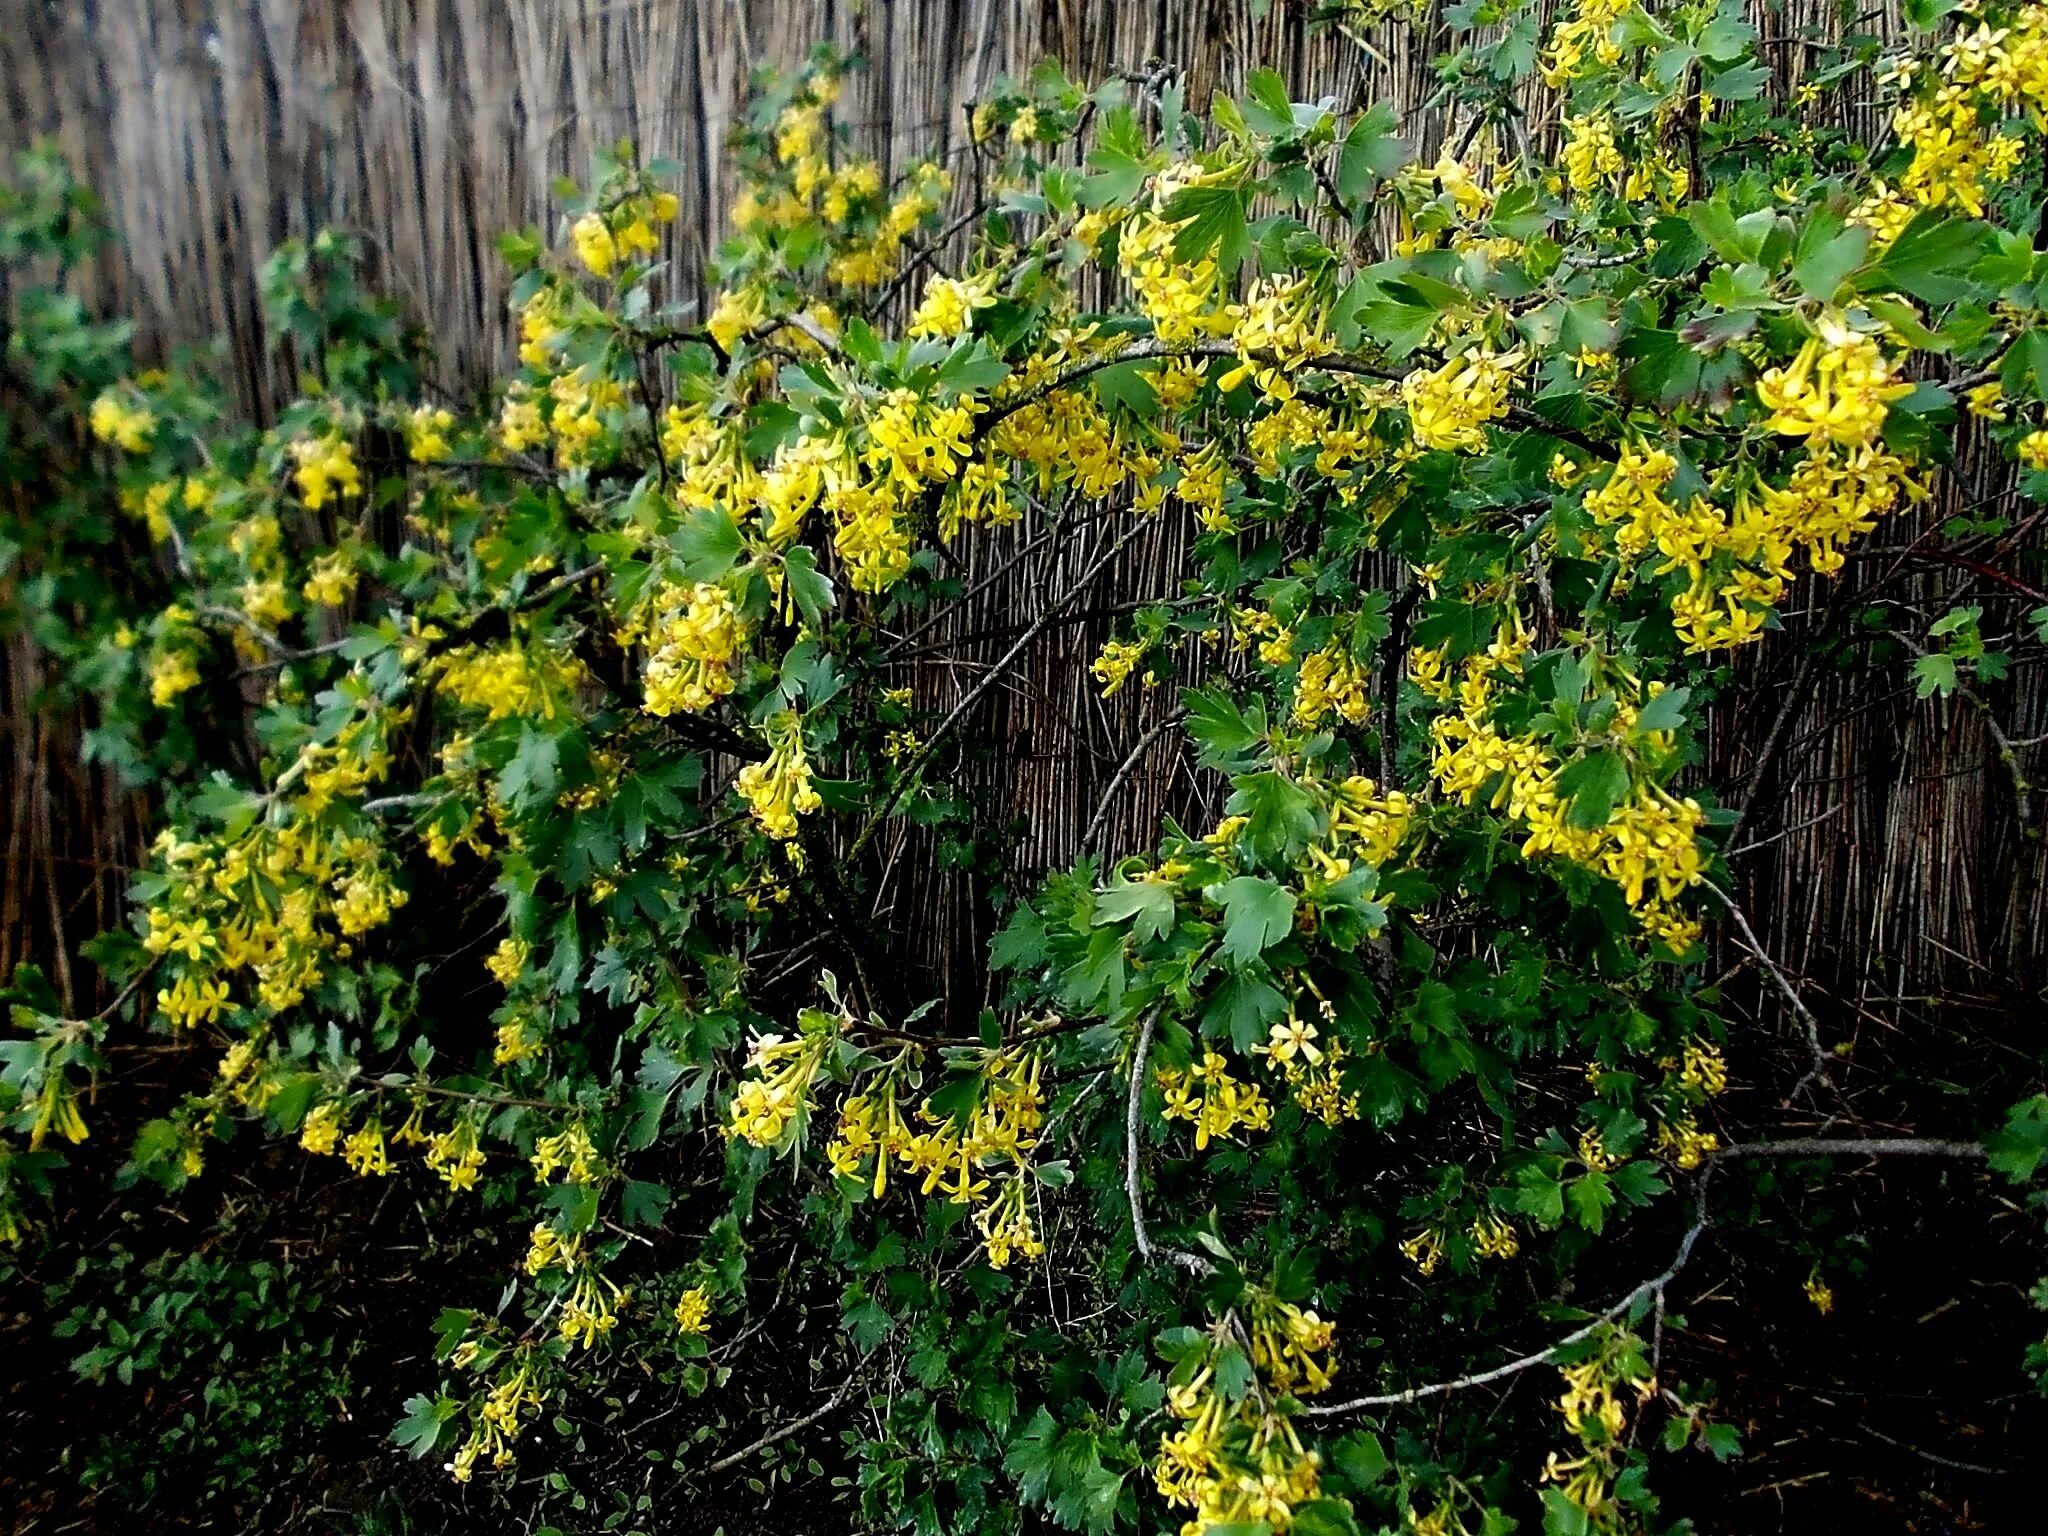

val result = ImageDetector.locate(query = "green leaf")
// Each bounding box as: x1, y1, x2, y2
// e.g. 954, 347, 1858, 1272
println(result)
1093, 878, 1177, 945
1082, 105, 1151, 209
782, 545, 835, 625
1203, 970, 1288, 1051
843, 1295, 895, 1352
1291, 1501, 1364, 1536
1565, 1168, 1614, 1233
1911, 652, 1957, 699
1236, 770, 1321, 865
1792, 209, 1869, 302
673, 505, 743, 582
1243, 69, 1299, 138
1701, 1421, 1744, 1461
499, 725, 562, 811
392, 1394, 458, 1459
1543, 1487, 1591, 1536
1555, 750, 1629, 829
1211, 875, 1296, 965
1331, 1431, 1390, 1488
1164, 181, 1252, 277
1986, 1094, 2048, 1180
1633, 686, 1691, 735
189, 774, 262, 839
1864, 208, 1996, 304
1182, 687, 1264, 769
620, 1179, 671, 1228
1335, 104, 1404, 203
2000, 327, 2048, 404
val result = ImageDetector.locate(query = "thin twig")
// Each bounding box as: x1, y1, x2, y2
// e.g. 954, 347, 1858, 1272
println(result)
1698, 876, 1838, 1104
1308, 1137, 1987, 1418
845, 522, 1149, 867
1080, 710, 1185, 858
699, 1377, 857, 1475
1125, 1005, 1215, 1277
1307, 1174, 1715, 1417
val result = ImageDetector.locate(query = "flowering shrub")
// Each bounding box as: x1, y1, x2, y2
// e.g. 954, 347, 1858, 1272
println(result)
7, 5, 2048, 1533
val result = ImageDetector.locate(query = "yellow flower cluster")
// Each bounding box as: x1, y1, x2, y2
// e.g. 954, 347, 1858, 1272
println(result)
559, 1269, 630, 1349
544, 371, 627, 468
725, 1015, 835, 1150
426, 1116, 487, 1191
90, 389, 156, 452
146, 608, 204, 708
136, 723, 408, 1041
1540, 0, 1628, 87
1584, 339, 1922, 652
826, 163, 952, 288
1325, 775, 1414, 873
1428, 623, 1704, 947
569, 189, 678, 278
516, 287, 564, 370
405, 405, 456, 463
1401, 350, 1520, 452
302, 550, 357, 607
530, 1122, 601, 1184
290, 433, 362, 510
632, 581, 745, 716
1157, 1050, 1273, 1149
909, 271, 998, 339
1471, 1209, 1521, 1259
1255, 1017, 1362, 1126
1293, 642, 1372, 728
735, 711, 822, 840
433, 641, 590, 724
1541, 1334, 1656, 1528
342, 1120, 391, 1176
1155, 1301, 1335, 1534
1091, 636, 1150, 698
826, 1047, 1048, 1266
447, 1360, 544, 1481
673, 1285, 712, 1335
1118, 174, 1234, 347
1753, 319, 1913, 449
1654, 1114, 1720, 1170
1858, 6, 2048, 236
1217, 275, 1331, 399
1559, 113, 1625, 194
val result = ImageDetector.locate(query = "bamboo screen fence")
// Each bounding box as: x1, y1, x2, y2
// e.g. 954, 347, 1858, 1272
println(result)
2, 1, 2041, 1046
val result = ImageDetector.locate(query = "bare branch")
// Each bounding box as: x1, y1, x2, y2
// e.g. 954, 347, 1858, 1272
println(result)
1308, 1137, 1986, 1419
1698, 876, 1838, 1104
1125, 1006, 1215, 1278
699, 1377, 857, 1476
1080, 710, 1185, 859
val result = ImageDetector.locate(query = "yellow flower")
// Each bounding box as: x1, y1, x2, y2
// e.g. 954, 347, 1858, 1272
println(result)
303, 551, 358, 607
300, 1101, 344, 1156
1753, 318, 1912, 449
291, 434, 362, 509
736, 712, 824, 840
1402, 350, 1521, 451
343, 1120, 392, 1176
1804, 1268, 1835, 1314
673, 1286, 712, 1335
1090, 637, 1148, 698
635, 582, 745, 715
90, 390, 157, 452
571, 212, 617, 277
405, 405, 456, 462
909, 272, 998, 339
